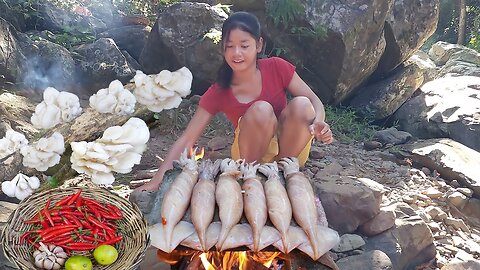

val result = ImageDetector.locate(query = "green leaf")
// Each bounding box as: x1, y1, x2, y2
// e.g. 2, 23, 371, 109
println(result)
47, 176, 59, 188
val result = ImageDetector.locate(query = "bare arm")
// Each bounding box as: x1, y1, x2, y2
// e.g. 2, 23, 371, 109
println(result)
286, 72, 333, 144
149, 107, 214, 188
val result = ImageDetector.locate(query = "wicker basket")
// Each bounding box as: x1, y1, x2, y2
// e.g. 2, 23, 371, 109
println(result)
1, 187, 150, 270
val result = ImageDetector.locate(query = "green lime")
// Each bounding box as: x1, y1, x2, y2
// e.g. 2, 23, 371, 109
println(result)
93, 244, 119, 265
65, 255, 92, 270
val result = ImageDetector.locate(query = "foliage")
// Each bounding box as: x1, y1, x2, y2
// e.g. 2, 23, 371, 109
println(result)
324, 105, 378, 144
203, 28, 222, 44
265, 0, 303, 27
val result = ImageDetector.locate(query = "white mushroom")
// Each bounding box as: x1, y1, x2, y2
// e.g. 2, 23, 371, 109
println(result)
20, 132, 65, 171
1, 173, 41, 200
0, 129, 28, 159
31, 87, 82, 129
133, 68, 192, 113
90, 80, 136, 115
70, 118, 150, 185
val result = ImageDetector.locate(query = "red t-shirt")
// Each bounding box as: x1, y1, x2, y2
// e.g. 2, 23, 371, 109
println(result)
199, 57, 296, 128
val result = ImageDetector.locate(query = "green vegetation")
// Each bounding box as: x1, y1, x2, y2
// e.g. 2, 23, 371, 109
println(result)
324, 105, 379, 144
265, 0, 327, 41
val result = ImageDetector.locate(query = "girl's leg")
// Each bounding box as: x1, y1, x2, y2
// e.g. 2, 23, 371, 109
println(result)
238, 101, 277, 163
277, 96, 316, 161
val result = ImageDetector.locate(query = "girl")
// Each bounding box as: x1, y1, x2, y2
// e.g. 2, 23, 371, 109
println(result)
136, 11, 332, 193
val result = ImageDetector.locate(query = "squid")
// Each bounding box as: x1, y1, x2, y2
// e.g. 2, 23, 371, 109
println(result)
159, 149, 199, 252
240, 161, 267, 252
258, 162, 292, 253
181, 222, 222, 251
216, 159, 243, 251
278, 157, 322, 260
190, 159, 220, 251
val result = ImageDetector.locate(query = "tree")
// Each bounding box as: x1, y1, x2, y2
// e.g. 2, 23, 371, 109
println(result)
457, 0, 466, 44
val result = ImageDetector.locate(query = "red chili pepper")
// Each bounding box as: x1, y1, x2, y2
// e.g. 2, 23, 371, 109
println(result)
83, 235, 99, 242
101, 235, 123, 245
55, 194, 73, 207
106, 204, 123, 218
38, 224, 77, 236
86, 216, 112, 232
65, 214, 82, 228
75, 197, 83, 209
24, 218, 41, 224
45, 198, 52, 209
66, 189, 82, 206
52, 237, 74, 245
20, 232, 32, 244
42, 228, 76, 242
83, 198, 105, 209
62, 242, 96, 251
26, 237, 40, 249
41, 209, 54, 227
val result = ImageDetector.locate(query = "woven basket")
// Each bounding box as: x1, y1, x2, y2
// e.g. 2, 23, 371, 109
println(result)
1, 187, 150, 270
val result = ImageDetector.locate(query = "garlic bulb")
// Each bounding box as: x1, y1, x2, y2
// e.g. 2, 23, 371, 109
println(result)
33, 243, 67, 270
1, 173, 40, 200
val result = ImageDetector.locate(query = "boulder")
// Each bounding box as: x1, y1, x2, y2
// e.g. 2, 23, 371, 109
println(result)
398, 139, 480, 198
140, 2, 226, 92
73, 38, 137, 96
428, 41, 467, 66
374, 0, 439, 76
437, 49, 480, 78
393, 76, 480, 151
98, 25, 152, 62
314, 176, 382, 234
0, 18, 26, 85
336, 250, 393, 270
358, 209, 396, 236
365, 203, 436, 270
372, 128, 412, 146
350, 63, 424, 119
405, 50, 438, 84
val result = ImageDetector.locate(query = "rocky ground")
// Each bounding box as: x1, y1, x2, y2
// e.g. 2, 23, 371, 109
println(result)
1, 99, 479, 270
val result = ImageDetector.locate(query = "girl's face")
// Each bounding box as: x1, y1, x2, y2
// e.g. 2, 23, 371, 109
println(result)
223, 28, 262, 73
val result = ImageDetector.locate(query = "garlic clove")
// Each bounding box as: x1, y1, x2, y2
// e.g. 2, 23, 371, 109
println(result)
53, 262, 61, 270
56, 257, 66, 265
52, 246, 64, 254
43, 257, 54, 270
34, 255, 45, 268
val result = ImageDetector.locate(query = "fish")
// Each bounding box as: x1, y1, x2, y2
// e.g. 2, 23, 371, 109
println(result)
215, 159, 243, 251
190, 159, 220, 251
240, 161, 267, 252
160, 149, 199, 251
258, 162, 292, 253
279, 157, 323, 260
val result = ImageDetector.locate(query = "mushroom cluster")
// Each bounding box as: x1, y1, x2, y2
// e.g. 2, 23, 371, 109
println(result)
133, 67, 193, 112
0, 129, 28, 159
1, 173, 40, 200
89, 80, 136, 115
31, 87, 82, 129
70, 117, 150, 185
20, 132, 65, 171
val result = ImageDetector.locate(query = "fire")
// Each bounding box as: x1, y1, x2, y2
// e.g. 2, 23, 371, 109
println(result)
188, 147, 205, 161
199, 251, 281, 270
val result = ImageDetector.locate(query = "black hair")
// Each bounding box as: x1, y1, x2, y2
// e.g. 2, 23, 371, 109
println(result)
216, 11, 262, 89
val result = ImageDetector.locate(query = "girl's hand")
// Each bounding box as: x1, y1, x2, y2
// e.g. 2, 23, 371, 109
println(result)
309, 120, 334, 144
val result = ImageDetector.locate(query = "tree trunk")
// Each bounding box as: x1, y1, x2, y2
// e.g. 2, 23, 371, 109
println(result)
457, 0, 466, 44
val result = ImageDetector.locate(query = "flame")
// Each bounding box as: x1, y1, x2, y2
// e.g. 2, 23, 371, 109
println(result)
199, 251, 281, 270
195, 147, 205, 160
188, 147, 205, 161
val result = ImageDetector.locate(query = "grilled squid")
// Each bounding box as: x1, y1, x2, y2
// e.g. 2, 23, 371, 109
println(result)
240, 161, 267, 252
279, 157, 321, 259
190, 159, 220, 251
159, 149, 199, 252
258, 162, 292, 253
216, 159, 243, 251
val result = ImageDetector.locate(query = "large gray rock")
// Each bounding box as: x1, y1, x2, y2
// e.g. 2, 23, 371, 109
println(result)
405, 50, 438, 83
0, 18, 26, 84
314, 176, 382, 234
16, 36, 77, 93
393, 76, 480, 152
98, 25, 152, 62
140, 2, 226, 92
428, 41, 467, 66
337, 250, 393, 270
73, 38, 137, 96
437, 49, 480, 78
375, 0, 439, 76
398, 139, 480, 198
365, 203, 436, 270
350, 63, 424, 119
271, 0, 393, 103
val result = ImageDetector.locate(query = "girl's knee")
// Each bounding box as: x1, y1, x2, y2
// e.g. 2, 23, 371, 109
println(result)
282, 96, 315, 121
243, 101, 276, 125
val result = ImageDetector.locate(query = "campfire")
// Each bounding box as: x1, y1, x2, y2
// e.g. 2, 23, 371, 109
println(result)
157, 249, 312, 270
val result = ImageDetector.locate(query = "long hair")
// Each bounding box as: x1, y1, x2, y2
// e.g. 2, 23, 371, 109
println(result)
217, 12, 262, 89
